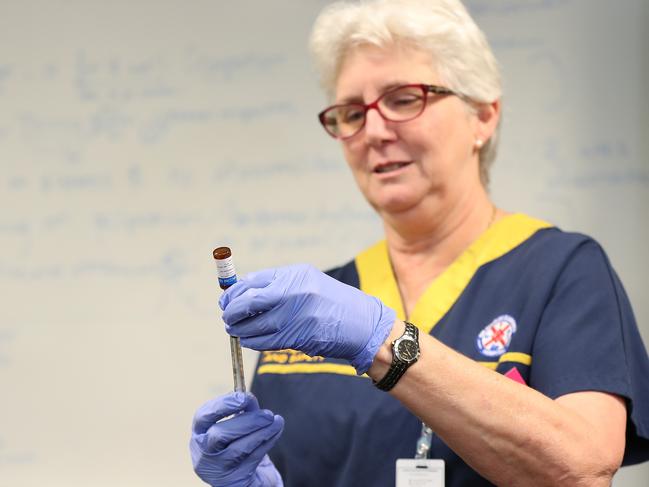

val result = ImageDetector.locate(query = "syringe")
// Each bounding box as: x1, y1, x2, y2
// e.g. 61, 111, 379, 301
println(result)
213, 246, 246, 393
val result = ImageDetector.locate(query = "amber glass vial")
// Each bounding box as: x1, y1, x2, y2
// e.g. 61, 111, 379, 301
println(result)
213, 246, 238, 289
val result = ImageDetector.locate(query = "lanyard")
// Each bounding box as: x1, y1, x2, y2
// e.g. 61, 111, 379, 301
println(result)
415, 423, 434, 459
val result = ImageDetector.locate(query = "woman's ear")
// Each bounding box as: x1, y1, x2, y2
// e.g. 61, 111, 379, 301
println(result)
474, 98, 500, 144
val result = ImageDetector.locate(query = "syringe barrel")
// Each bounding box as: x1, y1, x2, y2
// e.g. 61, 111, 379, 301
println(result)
213, 246, 246, 393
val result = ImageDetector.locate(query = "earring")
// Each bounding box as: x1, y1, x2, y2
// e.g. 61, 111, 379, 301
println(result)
475, 139, 483, 149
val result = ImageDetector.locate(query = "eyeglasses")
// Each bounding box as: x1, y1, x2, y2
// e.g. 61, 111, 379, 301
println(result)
318, 83, 462, 139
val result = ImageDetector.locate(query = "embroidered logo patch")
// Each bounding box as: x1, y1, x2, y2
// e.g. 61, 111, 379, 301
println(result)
476, 314, 517, 357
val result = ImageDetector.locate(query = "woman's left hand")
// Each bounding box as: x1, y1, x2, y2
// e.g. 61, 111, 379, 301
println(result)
220, 264, 396, 374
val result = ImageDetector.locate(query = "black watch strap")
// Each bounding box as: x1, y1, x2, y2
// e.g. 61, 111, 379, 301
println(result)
374, 322, 419, 391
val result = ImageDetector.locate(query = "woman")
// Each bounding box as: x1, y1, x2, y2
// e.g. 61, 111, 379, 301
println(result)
190, 1, 649, 485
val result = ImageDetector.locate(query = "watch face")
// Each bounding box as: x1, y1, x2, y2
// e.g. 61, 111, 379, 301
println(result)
397, 339, 419, 362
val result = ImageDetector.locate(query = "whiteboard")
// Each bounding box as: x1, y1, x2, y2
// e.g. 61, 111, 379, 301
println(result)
0, 1, 647, 485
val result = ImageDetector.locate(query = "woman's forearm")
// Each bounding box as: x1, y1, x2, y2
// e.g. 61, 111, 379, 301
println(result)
367, 320, 625, 487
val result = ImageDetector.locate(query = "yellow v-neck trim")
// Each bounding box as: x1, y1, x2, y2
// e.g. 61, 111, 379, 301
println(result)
356, 213, 552, 334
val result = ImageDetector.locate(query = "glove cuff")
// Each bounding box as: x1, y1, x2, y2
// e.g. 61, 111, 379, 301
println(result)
351, 301, 396, 375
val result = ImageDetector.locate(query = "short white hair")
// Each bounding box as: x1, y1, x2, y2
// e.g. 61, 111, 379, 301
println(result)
309, 0, 502, 185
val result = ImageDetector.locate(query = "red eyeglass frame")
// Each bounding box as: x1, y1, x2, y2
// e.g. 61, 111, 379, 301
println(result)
317, 83, 463, 139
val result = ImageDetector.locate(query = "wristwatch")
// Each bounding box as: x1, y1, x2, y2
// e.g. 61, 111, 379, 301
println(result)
374, 322, 420, 391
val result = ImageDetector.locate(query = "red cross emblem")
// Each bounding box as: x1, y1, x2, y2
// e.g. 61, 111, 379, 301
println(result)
477, 315, 517, 357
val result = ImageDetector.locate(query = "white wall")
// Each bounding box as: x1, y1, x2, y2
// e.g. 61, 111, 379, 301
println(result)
0, 1, 647, 485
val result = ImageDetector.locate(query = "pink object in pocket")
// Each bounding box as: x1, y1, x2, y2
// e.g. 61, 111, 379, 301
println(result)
504, 366, 526, 385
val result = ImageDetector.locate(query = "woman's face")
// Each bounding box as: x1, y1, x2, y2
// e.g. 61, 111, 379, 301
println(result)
334, 44, 491, 218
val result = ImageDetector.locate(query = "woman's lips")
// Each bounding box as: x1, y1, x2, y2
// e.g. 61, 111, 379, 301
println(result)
374, 161, 413, 174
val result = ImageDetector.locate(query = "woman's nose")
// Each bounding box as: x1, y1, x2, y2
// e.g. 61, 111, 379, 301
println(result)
363, 108, 397, 145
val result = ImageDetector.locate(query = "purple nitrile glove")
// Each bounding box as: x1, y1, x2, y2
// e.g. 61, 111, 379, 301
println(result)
190, 392, 284, 486
219, 264, 396, 374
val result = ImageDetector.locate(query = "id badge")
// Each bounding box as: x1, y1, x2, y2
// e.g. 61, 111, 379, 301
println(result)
396, 459, 444, 487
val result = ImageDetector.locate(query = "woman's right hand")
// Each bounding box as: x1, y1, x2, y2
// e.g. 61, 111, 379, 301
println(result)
190, 392, 284, 486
